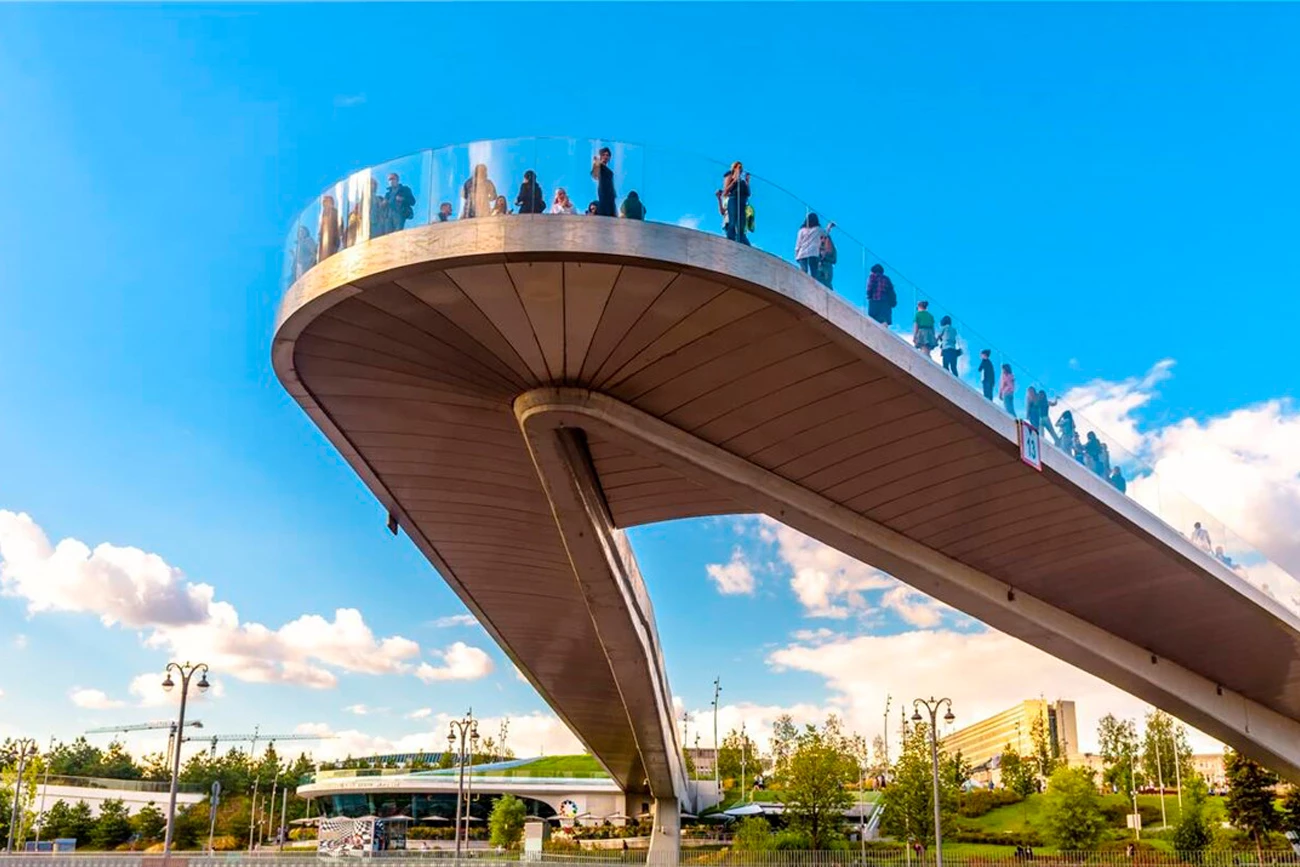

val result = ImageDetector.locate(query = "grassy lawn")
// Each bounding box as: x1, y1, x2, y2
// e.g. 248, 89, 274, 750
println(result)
961, 792, 1227, 836
491, 755, 607, 776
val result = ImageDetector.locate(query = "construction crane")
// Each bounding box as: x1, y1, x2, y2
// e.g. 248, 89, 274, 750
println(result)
87, 719, 204, 766
185, 725, 332, 758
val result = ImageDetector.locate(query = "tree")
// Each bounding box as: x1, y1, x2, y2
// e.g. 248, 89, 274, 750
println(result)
65, 801, 96, 844
732, 816, 773, 851
717, 728, 759, 788
98, 741, 143, 780
47, 738, 104, 777
1000, 747, 1036, 798
437, 750, 455, 770
488, 794, 526, 849
881, 723, 959, 846
91, 799, 134, 850
779, 719, 856, 849
0, 749, 41, 847
1141, 710, 1193, 794
1040, 767, 1107, 851
945, 750, 972, 789
770, 715, 799, 778
682, 749, 696, 777
1098, 714, 1141, 795
1224, 748, 1280, 860
1281, 784, 1300, 841
1029, 710, 1058, 780
1172, 777, 1214, 855
133, 802, 167, 844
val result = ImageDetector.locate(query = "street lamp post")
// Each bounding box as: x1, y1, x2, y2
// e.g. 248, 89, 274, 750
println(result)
5, 738, 38, 854
447, 712, 478, 859
161, 661, 209, 862
912, 698, 955, 867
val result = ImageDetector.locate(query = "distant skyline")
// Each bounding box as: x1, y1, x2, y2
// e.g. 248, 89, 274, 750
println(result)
1, 3, 1297, 768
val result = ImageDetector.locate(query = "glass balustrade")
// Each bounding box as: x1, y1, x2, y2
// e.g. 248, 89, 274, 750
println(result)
281, 137, 1297, 619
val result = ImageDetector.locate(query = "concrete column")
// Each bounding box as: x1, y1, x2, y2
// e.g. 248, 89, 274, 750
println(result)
646, 798, 680, 866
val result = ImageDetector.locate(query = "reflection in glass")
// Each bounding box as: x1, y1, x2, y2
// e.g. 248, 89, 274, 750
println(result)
292, 224, 316, 282
318, 191, 342, 262
462, 164, 498, 219
372, 171, 418, 237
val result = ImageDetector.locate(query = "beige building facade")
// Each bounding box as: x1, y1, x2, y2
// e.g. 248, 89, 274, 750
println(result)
945, 699, 1080, 770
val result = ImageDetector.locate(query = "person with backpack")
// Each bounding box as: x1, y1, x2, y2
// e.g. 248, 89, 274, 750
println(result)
721, 161, 751, 245
382, 172, 416, 232
867, 264, 896, 325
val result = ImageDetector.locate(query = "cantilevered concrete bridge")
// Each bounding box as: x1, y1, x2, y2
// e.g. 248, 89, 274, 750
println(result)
274, 214, 1300, 857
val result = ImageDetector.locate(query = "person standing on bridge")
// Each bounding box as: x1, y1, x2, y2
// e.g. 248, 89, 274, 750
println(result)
938, 315, 961, 375
999, 363, 1016, 415
978, 349, 995, 400
721, 161, 752, 245
1192, 521, 1213, 552
1109, 466, 1127, 493
867, 264, 896, 325
913, 301, 937, 357
795, 213, 828, 281
592, 147, 617, 216
515, 170, 545, 214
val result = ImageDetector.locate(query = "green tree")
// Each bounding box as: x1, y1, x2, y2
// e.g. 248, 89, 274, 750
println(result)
881, 723, 958, 846
769, 715, 799, 778
1141, 710, 1193, 794
0, 749, 41, 846
1029, 710, 1058, 779
1224, 748, 1280, 860
780, 719, 856, 849
717, 728, 759, 788
1040, 766, 1106, 850
38, 800, 74, 841
682, 748, 696, 777
437, 750, 455, 770
1281, 785, 1300, 841
132, 802, 167, 844
732, 816, 773, 852
488, 793, 526, 849
1000, 747, 1036, 798
91, 799, 134, 850
66, 800, 96, 845
98, 742, 143, 780
945, 750, 972, 788
1172, 777, 1214, 855
1098, 714, 1141, 795
47, 738, 104, 777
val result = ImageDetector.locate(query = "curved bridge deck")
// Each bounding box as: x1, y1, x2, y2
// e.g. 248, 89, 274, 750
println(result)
275, 217, 1300, 792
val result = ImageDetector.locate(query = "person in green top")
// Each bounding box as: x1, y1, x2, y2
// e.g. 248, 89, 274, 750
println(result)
912, 300, 937, 357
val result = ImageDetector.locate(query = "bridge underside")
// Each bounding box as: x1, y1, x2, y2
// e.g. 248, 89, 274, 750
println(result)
274, 218, 1300, 794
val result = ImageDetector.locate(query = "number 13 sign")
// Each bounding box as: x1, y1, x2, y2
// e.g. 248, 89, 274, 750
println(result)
1018, 420, 1042, 471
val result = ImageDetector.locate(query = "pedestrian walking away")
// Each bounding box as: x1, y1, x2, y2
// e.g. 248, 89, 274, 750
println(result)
938, 315, 961, 375
999, 364, 1016, 415
867, 264, 897, 325
978, 349, 995, 400
794, 213, 828, 283
912, 300, 937, 357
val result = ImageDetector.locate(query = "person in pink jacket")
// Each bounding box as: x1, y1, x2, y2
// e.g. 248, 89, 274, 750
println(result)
999, 364, 1016, 416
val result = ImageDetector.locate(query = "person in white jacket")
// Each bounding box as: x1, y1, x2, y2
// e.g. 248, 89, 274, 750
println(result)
794, 213, 829, 283
550, 187, 576, 215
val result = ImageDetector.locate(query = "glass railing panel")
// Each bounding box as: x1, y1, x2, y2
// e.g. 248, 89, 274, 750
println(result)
744, 174, 809, 270
642, 147, 729, 235
822, 222, 865, 304
341, 168, 371, 249
369, 152, 432, 236
587, 137, 644, 219
476, 137, 540, 216
533, 137, 586, 216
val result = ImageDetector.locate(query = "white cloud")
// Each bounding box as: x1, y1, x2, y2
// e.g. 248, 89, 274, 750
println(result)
676, 215, 703, 230
431, 614, 478, 629
881, 586, 947, 628
1057, 358, 1174, 457
0, 512, 422, 689
680, 700, 832, 752
407, 708, 433, 720
757, 518, 895, 618
416, 642, 494, 682
345, 704, 372, 716
70, 688, 126, 710
297, 711, 582, 761
705, 549, 756, 595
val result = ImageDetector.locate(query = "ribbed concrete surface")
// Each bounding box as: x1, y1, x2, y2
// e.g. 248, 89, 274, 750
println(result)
274, 216, 1300, 785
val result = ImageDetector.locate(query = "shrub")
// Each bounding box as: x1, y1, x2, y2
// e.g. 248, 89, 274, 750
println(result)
958, 788, 1024, 818
948, 829, 1044, 847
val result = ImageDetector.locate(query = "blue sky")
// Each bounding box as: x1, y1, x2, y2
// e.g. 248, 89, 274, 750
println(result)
1, 3, 1298, 760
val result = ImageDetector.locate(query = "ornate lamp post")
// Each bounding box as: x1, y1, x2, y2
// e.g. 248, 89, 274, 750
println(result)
161, 661, 209, 861
5, 737, 38, 853
912, 697, 955, 867
447, 712, 478, 857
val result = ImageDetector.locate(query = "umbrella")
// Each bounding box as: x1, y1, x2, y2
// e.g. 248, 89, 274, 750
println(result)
523, 815, 548, 822
420, 816, 452, 824
289, 817, 321, 826
383, 815, 415, 823
723, 804, 764, 817
604, 812, 629, 821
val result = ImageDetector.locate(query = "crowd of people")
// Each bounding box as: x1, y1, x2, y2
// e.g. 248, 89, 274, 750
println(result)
290, 148, 1187, 504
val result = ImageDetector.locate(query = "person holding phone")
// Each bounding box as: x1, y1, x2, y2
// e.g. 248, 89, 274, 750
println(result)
721, 161, 751, 245
591, 147, 617, 216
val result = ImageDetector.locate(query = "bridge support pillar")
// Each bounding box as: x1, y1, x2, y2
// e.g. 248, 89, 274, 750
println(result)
647, 797, 681, 865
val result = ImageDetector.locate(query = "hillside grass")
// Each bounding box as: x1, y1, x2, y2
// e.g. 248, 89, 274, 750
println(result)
489, 755, 607, 776
961, 792, 1227, 835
